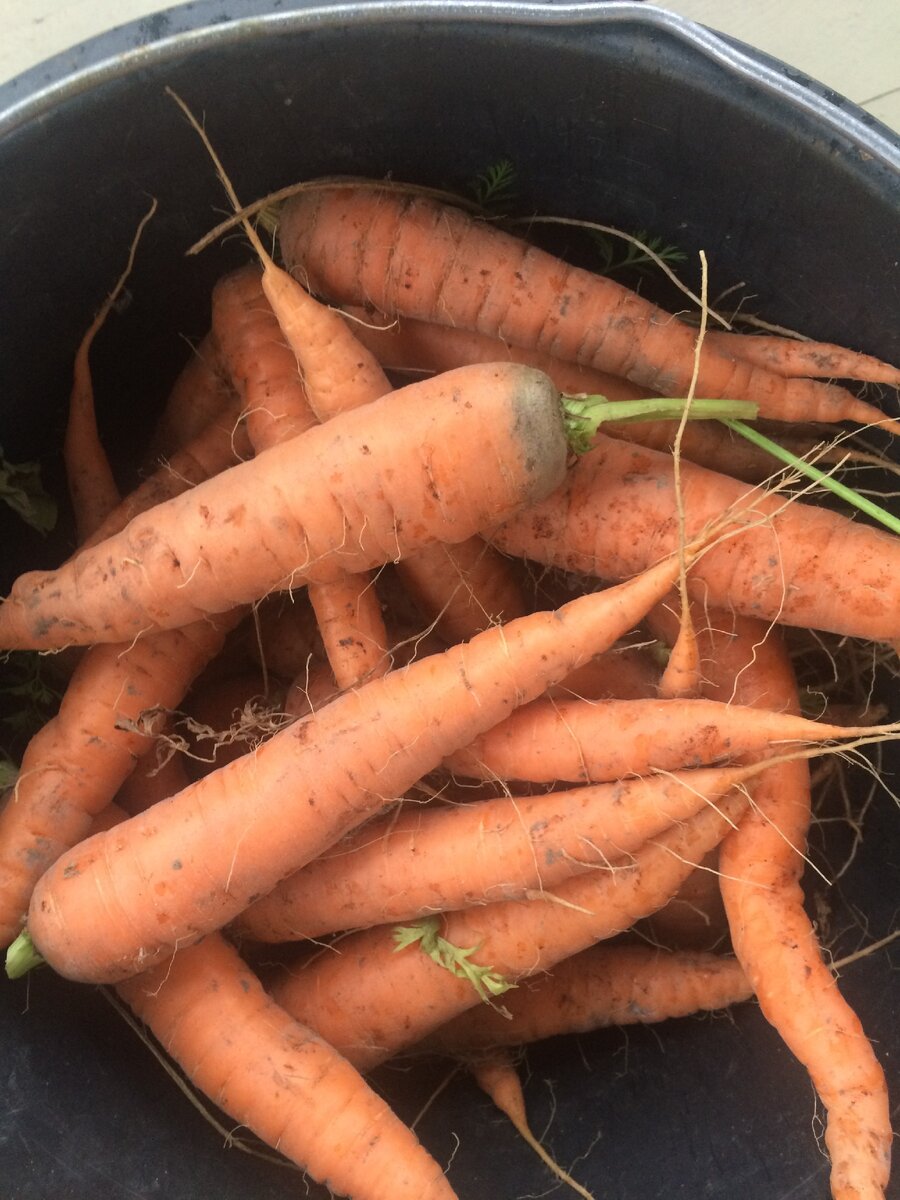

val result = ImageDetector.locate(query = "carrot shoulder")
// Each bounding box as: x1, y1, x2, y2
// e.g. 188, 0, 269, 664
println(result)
0, 362, 567, 651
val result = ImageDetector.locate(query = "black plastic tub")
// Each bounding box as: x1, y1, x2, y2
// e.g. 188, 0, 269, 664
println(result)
0, 4, 898, 1198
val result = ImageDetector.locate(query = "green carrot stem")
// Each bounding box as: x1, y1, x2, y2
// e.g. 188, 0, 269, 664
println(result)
722, 418, 900, 537
562, 395, 758, 453
6, 929, 45, 980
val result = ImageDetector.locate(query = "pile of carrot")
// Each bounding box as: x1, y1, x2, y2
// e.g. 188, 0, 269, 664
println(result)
1, 139, 899, 1200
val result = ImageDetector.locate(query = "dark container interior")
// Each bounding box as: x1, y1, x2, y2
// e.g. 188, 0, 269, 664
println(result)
0, 4, 897, 1198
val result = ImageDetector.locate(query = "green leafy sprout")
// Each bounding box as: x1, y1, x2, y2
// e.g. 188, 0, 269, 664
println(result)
469, 159, 518, 214
393, 916, 514, 1004
590, 227, 687, 277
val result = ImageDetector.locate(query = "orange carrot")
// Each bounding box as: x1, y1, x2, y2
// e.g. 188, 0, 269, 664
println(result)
0, 610, 240, 948
442, 695, 874, 785
145, 334, 234, 463
700, 614, 892, 1200
232, 763, 759, 942
269, 793, 748, 1069
64, 200, 157, 541
707, 329, 900, 387
426, 944, 752, 1054
490, 431, 900, 642
278, 184, 899, 431
0, 362, 568, 651
117, 932, 458, 1200
21, 544, 704, 984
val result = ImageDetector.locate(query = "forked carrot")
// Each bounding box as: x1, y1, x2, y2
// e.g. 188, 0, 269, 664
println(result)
707, 329, 900, 386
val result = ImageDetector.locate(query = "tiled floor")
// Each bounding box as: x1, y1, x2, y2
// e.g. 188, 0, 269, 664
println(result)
1, 1, 899, 135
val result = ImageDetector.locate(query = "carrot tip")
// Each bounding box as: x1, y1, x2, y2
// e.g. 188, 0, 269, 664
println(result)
6, 929, 45, 980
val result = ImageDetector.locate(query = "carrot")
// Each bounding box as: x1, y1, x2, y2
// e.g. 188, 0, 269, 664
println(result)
64, 200, 157, 542
697, 614, 893, 1200
20, 541, 709, 984
467, 1051, 594, 1200
212, 261, 391, 689
211, 263, 319, 450
342, 305, 647, 402
114, 747, 192, 816
82, 394, 250, 550
232, 763, 761, 942
490, 431, 900, 642
442, 694, 881, 785
144, 333, 234, 463
0, 362, 568, 651
116, 932, 458, 1200
0, 610, 241, 948
425, 944, 752, 1055
546, 644, 660, 701
269, 793, 748, 1069
277, 184, 900, 431
707, 329, 900, 386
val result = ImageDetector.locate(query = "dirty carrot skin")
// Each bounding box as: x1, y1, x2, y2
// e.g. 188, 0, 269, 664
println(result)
699, 614, 892, 1200
425, 944, 752, 1055
278, 185, 896, 429
0, 363, 567, 652
232, 764, 756, 942
490, 432, 900, 642
442, 695, 873, 785
270, 794, 748, 1070
117, 933, 458, 1200
23, 546, 696, 984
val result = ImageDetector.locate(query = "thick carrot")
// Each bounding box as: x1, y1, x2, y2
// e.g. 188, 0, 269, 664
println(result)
269, 793, 747, 1069
0, 363, 568, 651
425, 944, 752, 1054
490, 431, 900, 642
116, 932, 458, 1200
442, 695, 875, 785
701, 615, 892, 1200
277, 184, 899, 430
232, 764, 759, 942
21, 544, 701, 984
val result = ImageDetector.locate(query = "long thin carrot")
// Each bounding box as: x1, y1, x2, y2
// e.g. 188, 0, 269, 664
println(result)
269, 793, 748, 1069
707, 328, 900, 386
116, 932, 458, 1200
232, 763, 760, 942
442, 695, 882, 785
277, 184, 900, 432
18, 541, 710, 984
490, 431, 900, 642
704, 614, 892, 1200
0, 362, 568, 651
425, 943, 752, 1055
64, 199, 157, 541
